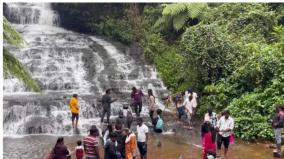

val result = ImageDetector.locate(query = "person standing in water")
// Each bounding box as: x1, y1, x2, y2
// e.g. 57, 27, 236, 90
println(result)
101, 89, 117, 123
188, 88, 198, 115
153, 109, 164, 147
272, 105, 284, 157
131, 87, 144, 117
204, 107, 218, 129
148, 89, 156, 123
52, 137, 70, 159
83, 125, 101, 159
136, 117, 149, 159
123, 128, 138, 159
104, 132, 119, 159
69, 94, 79, 128
201, 122, 217, 159
216, 110, 234, 158
184, 95, 194, 129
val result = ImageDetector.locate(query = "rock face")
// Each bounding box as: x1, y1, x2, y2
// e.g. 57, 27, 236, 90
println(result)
3, 3, 169, 136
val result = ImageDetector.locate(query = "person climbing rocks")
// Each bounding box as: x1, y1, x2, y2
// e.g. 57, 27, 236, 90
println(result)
201, 122, 217, 159
148, 89, 156, 124
216, 110, 234, 158
136, 117, 149, 159
69, 94, 79, 128
83, 125, 100, 159
131, 87, 145, 117
101, 89, 117, 123
153, 109, 164, 147
272, 104, 284, 157
123, 128, 138, 159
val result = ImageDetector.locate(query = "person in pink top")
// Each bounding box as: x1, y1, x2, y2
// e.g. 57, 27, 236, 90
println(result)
201, 122, 217, 159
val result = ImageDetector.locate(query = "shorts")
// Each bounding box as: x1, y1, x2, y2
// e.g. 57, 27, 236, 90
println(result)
217, 134, 230, 149
137, 142, 147, 155
71, 113, 79, 121
275, 128, 282, 144
154, 129, 163, 133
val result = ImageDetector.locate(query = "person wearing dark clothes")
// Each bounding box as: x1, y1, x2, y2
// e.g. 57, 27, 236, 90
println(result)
272, 105, 284, 157
101, 89, 117, 123
53, 137, 70, 159
103, 122, 116, 146
153, 109, 163, 147
116, 110, 127, 128
131, 87, 144, 117
126, 110, 133, 129
104, 132, 119, 159
115, 123, 126, 159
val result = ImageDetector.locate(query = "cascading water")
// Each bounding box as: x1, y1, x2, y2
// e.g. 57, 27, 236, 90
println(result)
3, 3, 169, 137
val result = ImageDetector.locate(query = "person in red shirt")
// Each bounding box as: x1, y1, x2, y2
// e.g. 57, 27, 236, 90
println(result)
201, 122, 217, 159
75, 140, 84, 159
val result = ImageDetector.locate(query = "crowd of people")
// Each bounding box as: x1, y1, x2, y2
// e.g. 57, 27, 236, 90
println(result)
47, 87, 284, 159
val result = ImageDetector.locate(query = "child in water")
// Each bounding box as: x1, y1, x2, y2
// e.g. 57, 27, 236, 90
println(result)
75, 140, 84, 159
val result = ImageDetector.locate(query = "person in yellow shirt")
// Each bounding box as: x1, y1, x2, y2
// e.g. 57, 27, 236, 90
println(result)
70, 94, 79, 128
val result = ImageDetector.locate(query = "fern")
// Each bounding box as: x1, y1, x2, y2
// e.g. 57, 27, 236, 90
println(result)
3, 16, 40, 92
3, 17, 25, 47
187, 3, 207, 19
154, 3, 208, 32
4, 49, 40, 92
173, 11, 188, 31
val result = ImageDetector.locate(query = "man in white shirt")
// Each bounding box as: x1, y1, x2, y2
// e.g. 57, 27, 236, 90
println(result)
217, 110, 234, 158
136, 117, 149, 159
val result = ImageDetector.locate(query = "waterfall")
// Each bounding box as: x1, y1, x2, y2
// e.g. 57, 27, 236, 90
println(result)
3, 3, 169, 136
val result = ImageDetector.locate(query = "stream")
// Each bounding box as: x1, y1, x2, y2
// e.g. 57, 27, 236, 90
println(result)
3, 2, 274, 159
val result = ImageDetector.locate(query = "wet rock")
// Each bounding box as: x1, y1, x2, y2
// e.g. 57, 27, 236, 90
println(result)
45, 64, 57, 71
64, 83, 72, 89
48, 83, 58, 90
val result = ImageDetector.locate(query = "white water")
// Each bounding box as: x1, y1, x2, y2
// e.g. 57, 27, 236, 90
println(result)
4, 3, 169, 136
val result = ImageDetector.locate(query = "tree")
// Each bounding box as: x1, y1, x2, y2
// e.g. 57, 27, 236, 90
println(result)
153, 3, 208, 32
3, 16, 40, 92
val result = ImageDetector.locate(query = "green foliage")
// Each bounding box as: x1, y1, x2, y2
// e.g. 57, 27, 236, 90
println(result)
53, 3, 284, 141
202, 28, 284, 140
153, 3, 208, 32
3, 17, 25, 47
181, 24, 241, 87
3, 17, 40, 92
91, 16, 133, 44
3, 49, 41, 92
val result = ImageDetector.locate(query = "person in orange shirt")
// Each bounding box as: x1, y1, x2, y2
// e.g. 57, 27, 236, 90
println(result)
123, 128, 138, 159
69, 94, 79, 128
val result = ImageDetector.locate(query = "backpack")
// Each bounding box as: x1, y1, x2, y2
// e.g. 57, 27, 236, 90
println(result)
155, 116, 164, 130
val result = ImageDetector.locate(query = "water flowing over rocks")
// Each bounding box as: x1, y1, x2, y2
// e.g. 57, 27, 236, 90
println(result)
4, 3, 169, 136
